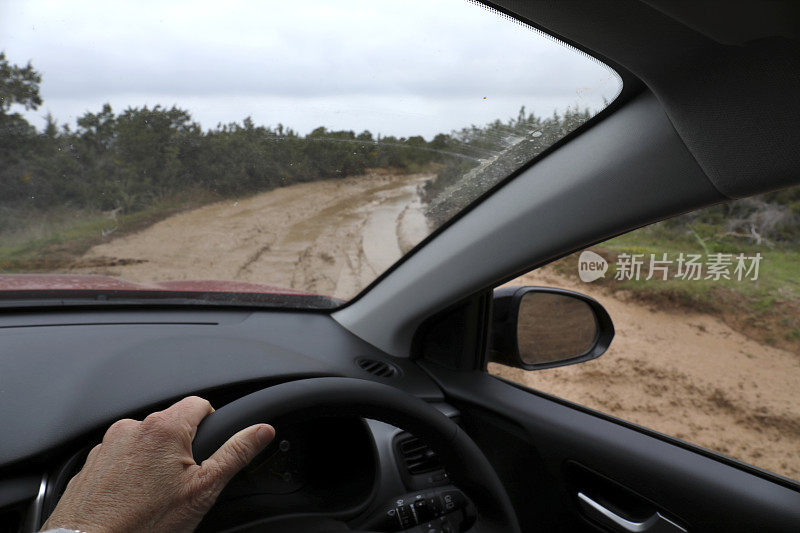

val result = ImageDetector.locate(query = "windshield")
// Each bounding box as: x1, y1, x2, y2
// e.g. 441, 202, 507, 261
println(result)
0, 0, 621, 308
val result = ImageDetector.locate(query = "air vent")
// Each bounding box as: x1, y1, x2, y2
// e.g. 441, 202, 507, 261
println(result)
397, 435, 442, 475
356, 357, 399, 378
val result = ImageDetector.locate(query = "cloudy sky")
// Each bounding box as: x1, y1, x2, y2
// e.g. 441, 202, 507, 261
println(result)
1, 0, 621, 139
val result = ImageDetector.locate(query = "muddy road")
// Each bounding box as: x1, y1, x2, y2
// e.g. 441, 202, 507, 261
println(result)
75, 171, 799, 481
75, 172, 432, 300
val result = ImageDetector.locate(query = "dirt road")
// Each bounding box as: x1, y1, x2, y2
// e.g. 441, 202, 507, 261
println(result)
75, 172, 799, 481
74, 172, 432, 300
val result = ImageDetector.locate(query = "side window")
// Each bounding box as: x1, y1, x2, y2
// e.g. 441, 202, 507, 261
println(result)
489, 185, 800, 483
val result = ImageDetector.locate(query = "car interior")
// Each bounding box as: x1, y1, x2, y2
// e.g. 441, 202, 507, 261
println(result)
1, 1, 799, 532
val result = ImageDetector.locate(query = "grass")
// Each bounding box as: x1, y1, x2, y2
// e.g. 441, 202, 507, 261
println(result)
607, 227, 799, 312
0, 189, 222, 273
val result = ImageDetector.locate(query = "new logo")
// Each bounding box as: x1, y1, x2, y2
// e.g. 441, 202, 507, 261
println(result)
578, 250, 607, 282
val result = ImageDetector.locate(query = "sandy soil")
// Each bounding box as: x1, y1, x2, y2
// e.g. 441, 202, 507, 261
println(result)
491, 269, 800, 481
73, 172, 432, 300
73, 172, 800, 481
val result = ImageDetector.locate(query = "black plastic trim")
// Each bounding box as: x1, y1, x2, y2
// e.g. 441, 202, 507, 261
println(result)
420, 363, 800, 532
493, 373, 800, 493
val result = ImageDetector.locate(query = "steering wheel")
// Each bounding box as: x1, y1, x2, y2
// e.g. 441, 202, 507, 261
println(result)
192, 377, 520, 533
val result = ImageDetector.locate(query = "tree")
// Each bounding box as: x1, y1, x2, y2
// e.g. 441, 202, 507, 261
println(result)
0, 52, 41, 140
0, 51, 42, 117
0, 53, 43, 207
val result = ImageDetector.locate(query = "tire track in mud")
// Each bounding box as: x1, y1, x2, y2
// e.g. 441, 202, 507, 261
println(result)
72, 172, 433, 300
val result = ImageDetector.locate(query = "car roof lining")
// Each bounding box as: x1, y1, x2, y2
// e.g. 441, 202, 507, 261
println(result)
493, 0, 800, 198
642, 0, 800, 45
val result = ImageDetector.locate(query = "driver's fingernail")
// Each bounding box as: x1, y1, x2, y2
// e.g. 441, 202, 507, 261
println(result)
257, 424, 275, 446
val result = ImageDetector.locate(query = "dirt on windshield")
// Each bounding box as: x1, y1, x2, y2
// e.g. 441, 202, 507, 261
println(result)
73, 172, 799, 482
73, 172, 432, 300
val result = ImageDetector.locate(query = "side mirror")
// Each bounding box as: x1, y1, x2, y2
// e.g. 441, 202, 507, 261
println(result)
489, 286, 614, 370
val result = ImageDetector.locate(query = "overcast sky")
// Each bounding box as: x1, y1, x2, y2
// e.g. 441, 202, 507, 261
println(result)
1, 0, 621, 139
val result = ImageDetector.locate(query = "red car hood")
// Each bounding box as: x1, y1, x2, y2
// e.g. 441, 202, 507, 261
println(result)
0, 274, 316, 296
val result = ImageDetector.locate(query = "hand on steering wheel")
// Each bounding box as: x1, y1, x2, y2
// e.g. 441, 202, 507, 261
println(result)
192, 377, 520, 533
43, 396, 275, 533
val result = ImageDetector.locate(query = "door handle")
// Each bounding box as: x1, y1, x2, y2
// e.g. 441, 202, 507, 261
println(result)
577, 492, 686, 533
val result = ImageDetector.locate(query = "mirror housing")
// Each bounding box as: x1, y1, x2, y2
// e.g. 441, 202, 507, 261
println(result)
489, 286, 614, 371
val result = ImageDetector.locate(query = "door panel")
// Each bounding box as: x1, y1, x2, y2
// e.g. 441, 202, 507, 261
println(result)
420, 362, 800, 532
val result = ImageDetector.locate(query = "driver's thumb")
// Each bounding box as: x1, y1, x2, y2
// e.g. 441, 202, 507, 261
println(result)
200, 424, 275, 487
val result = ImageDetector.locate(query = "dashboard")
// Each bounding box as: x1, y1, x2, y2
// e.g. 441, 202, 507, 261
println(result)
0, 308, 472, 532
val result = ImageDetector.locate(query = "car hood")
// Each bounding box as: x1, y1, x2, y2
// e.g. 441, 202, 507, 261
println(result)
0, 274, 341, 308
0, 274, 308, 293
